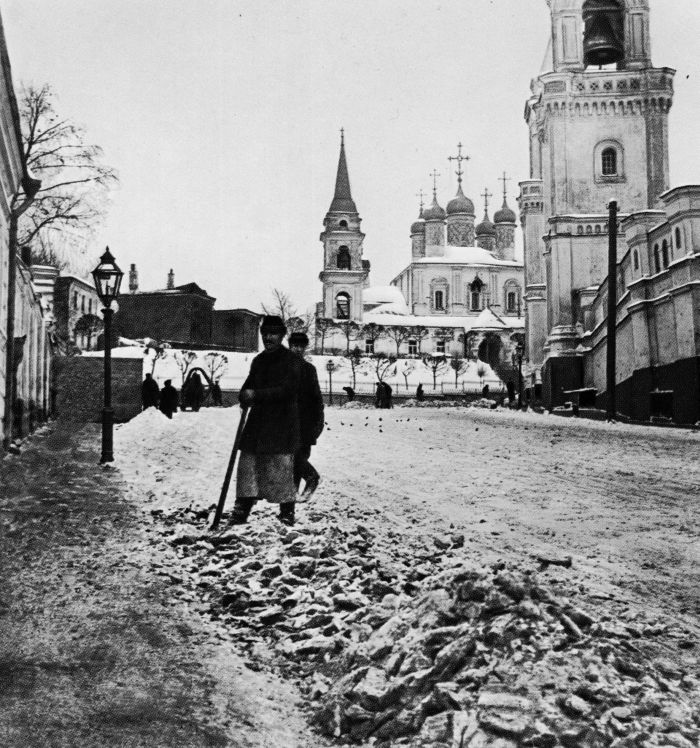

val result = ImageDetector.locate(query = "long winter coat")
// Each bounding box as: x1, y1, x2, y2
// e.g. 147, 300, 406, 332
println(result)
299, 359, 325, 447
239, 346, 303, 455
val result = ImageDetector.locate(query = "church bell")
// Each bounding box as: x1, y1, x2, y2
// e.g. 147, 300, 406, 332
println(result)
583, 0, 624, 68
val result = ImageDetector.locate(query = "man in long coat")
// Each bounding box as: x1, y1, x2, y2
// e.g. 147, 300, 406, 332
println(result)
159, 380, 178, 419
288, 332, 324, 500
230, 315, 303, 526
141, 373, 160, 410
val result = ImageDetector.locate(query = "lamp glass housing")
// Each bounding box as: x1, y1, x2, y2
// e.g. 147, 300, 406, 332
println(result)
92, 247, 123, 306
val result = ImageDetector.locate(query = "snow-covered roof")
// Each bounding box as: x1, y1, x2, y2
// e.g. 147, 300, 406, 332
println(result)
362, 285, 408, 305
415, 245, 521, 267
362, 308, 524, 332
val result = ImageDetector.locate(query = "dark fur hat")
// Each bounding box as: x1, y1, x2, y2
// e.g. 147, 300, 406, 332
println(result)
260, 315, 286, 333
288, 331, 309, 347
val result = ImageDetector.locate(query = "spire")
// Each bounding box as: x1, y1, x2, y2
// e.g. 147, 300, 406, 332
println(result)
329, 127, 357, 213
167, 268, 174, 289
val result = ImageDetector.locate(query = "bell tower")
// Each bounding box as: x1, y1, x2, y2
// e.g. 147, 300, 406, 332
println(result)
319, 130, 369, 323
521, 0, 674, 399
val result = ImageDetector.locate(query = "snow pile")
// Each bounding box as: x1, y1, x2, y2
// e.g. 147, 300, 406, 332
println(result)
148, 506, 700, 748
115, 405, 177, 443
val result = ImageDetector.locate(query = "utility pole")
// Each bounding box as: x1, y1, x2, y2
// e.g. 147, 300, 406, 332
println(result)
606, 200, 618, 421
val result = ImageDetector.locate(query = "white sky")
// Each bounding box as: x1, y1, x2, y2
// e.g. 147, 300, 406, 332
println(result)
3, 1, 700, 313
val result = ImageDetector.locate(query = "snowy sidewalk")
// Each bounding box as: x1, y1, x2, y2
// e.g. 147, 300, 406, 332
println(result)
0, 421, 331, 748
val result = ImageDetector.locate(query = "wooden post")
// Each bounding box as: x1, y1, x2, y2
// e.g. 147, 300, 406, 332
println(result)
606, 201, 618, 421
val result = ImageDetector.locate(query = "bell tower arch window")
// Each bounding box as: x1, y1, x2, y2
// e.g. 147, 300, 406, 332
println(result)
675, 227, 682, 250
601, 148, 617, 176
661, 239, 669, 268
338, 219, 348, 229
335, 292, 350, 319
429, 277, 448, 312
337, 246, 351, 270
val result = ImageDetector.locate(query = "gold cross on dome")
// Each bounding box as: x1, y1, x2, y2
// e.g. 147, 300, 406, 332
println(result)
448, 142, 470, 185
429, 169, 441, 198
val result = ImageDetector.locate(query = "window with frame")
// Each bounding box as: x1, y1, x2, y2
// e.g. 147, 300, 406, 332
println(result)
436, 339, 445, 354
506, 291, 517, 313
661, 239, 669, 268
434, 290, 445, 310
653, 244, 660, 273
365, 339, 374, 354
408, 339, 417, 356
337, 246, 351, 270
469, 277, 484, 311
633, 249, 639, 271
73, 291, 78, 309
335, 292, 350, 319
601, 147, 617, 176
339, 220, 348, 229
675, 227, 682, 250
81, 296, 85, 313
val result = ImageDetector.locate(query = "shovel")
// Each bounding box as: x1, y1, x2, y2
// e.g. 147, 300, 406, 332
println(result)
211, 406, 248, 529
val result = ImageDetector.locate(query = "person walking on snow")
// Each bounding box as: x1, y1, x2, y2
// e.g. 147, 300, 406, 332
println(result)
141, 372, 160, 410
230, 316, 303, 526
159, 380, 179, 419
288, 331, 324, 500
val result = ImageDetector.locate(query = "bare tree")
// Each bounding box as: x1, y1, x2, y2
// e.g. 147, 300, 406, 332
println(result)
173, 350, 197, 384
458, 329, 478, 359
398, 360, 416, 391
370, 353, 397, 383
315, 317, 335, 355
142, 339, 170, 375
360, 322, 385, 353
409, 325, 430, 356
261, 289, 313, 332
335, 319, 360, 354
18, 83, 118, 271
449, 353, 468, 385
422, 354, 449, 388
385, 325, 411, 356
344, 347, 367, 389
204, 352, 228, 382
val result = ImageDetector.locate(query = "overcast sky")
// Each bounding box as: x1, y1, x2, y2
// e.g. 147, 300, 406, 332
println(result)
3, 1, 700, 314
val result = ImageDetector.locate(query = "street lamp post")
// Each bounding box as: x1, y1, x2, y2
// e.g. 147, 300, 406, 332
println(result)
92, 247, 124, 463
326, 359, 334, 406
512, 342, 524, 409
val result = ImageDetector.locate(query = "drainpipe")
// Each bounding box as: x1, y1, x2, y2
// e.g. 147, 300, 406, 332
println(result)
3, 175, 41, 449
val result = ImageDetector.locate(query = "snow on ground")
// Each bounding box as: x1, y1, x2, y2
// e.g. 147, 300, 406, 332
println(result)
113, 404, 700, 745
115, 404, 700, 617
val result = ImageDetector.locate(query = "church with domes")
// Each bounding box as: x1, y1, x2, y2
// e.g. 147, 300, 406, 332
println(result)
316, 133, 525, 370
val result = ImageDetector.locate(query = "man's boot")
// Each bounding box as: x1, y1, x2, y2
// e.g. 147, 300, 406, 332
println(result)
230, 497, 256, 525
278, 502, 295, 527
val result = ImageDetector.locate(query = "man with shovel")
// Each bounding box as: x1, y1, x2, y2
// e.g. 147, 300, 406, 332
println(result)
229, 315, 303, 526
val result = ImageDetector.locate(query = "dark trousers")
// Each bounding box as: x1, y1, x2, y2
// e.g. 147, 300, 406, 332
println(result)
294, 445, 319, 489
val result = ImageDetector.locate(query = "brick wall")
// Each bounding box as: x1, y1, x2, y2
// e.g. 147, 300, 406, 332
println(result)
54, 356, 142, 423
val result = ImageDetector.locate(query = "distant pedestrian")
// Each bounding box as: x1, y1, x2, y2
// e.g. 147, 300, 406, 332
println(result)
159, 379, 179, 419
141, 373, 160, 410
376, 381, 392, 409
416, 383, 424, 402
342, 386, 355, 402
382, 381, 393, 409
482, 384, 490, 398
211, 380, 223, 406
188, 372, 205, 411
375, 382, 382, 409
230, 316, 303, 526
289, 332, 324, 500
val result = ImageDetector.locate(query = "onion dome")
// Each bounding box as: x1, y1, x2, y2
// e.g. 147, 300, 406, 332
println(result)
476, 210, 496, 236
446, 185, 475, 216
494, 198, 516, 224
411, 218, 425, 234
422, 196, 445, 221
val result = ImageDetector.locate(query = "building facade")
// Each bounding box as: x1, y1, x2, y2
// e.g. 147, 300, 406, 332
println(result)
519, 0, 675, 401
316, 135, 525, 376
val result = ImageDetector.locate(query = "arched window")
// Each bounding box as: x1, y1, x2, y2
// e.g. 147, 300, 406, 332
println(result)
337, 246, 351, 269
335, 292, 350, 319
653, 244, 661, 274
675, 227, 682, 251
469, 276, 484, 311
661, 239, 669, 268
633, 249, 639, 271
601, 148, 617, 176
434, 290, 445, 310
338, 220, 348, 229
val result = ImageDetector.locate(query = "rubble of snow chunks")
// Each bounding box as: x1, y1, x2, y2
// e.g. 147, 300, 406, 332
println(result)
155, 507, 700, 748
